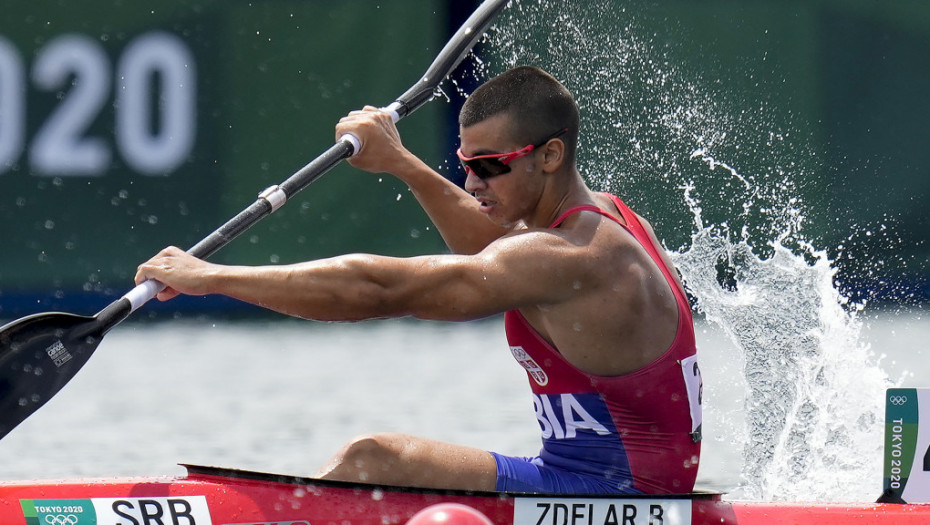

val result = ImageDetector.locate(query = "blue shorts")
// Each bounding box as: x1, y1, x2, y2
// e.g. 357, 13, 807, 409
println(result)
491, 452, 641, 495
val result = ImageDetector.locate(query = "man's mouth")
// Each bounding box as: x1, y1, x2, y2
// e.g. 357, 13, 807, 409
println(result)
474, 195, 495, 211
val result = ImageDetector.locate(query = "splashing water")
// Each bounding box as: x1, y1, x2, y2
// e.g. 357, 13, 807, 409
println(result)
483, 0, 891, 501
673, 169, 888, 500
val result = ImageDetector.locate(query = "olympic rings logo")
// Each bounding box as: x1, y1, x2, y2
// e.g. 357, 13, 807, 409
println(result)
890, 396, 909, 406
44, 515, 78, 525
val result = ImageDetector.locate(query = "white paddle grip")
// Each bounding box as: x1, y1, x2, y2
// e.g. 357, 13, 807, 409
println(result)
340, 133, 362, 157
339, 104, 402, 158
123, 280, 167, 313
382, 102, 402, 123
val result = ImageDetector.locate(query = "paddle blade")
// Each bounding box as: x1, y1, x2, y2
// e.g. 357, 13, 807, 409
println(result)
0, 312, 105, 440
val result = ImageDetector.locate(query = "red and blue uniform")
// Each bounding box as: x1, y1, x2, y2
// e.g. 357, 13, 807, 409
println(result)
492, 194, 702, 494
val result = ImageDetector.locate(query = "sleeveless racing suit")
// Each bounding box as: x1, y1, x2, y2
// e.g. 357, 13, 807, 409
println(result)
492, 194, 702, 494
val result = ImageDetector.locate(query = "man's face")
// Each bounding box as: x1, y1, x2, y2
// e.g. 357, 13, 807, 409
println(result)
459, 114, 543, 228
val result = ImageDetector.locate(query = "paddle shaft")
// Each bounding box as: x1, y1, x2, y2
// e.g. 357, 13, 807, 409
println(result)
93, 0, 508, 333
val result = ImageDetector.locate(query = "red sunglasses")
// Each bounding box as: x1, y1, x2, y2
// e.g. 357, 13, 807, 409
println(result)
456, 128, 569, 180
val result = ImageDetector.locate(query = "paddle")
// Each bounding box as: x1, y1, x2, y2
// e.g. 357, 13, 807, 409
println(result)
0, 0, 510, 441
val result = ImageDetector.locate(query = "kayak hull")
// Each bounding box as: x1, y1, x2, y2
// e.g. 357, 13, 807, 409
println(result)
0, 465, 926, 525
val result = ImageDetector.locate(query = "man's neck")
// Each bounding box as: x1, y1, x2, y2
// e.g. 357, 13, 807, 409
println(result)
527, 169, 594, 229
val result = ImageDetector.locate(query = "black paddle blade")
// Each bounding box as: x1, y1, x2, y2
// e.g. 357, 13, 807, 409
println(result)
0, 312, 105, 440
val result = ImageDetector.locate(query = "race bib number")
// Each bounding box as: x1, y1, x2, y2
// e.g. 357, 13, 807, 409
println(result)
680, 355, 703, 442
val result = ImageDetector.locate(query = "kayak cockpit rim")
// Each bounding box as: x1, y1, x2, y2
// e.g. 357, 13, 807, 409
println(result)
181, 464, 725, 500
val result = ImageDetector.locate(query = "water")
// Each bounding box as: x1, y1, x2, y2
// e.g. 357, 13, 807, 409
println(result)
0, 319, 536, 482
675, 235, 891, 501
0, 315, 925, 500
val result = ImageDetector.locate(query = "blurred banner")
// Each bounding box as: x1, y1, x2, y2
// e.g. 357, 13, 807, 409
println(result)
2, 1, 928, 318
0, 0, 457, 317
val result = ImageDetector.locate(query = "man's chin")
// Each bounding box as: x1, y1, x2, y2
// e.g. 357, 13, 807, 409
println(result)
477, 201, 518, 228
486, 214, 517, 229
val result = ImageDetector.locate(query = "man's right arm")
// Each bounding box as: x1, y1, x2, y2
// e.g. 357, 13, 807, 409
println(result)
390, 153, 509, 254
337, 107, 508, 254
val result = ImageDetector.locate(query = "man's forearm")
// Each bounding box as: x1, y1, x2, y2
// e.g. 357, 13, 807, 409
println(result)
209, 256, 402, 322
392, 155, 508, 254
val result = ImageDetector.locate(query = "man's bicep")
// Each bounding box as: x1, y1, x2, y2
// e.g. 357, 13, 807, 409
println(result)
433, 235, 580, 317
391, 255, 504, 321
399, 235, 570, 321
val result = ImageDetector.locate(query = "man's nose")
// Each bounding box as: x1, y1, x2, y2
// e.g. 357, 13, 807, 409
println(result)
463, 168, 486, 193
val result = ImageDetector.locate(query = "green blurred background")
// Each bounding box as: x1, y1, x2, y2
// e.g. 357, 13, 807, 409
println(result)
1, 0, 928, 318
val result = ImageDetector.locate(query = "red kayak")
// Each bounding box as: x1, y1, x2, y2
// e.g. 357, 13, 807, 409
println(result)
1, 464, 928, 525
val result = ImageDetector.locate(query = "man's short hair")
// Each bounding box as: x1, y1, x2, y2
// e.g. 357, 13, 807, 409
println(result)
460, 66, 580, 165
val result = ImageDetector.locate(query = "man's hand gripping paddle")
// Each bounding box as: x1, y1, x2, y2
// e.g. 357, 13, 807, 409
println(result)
0, 0, 510, 441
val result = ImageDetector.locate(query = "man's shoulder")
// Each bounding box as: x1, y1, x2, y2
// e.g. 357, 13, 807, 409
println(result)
484, 219, 640, 277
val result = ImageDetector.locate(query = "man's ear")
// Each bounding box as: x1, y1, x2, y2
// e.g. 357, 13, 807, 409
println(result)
541, 139, 566, 173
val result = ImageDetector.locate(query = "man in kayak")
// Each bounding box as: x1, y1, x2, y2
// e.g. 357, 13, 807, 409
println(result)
135, 66, 702, 495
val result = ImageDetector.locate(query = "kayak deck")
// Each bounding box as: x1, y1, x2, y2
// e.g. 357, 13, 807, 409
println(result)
0, 464, 927, 524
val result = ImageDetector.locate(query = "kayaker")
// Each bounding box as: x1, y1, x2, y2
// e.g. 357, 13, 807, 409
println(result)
135, 66, 702, 495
